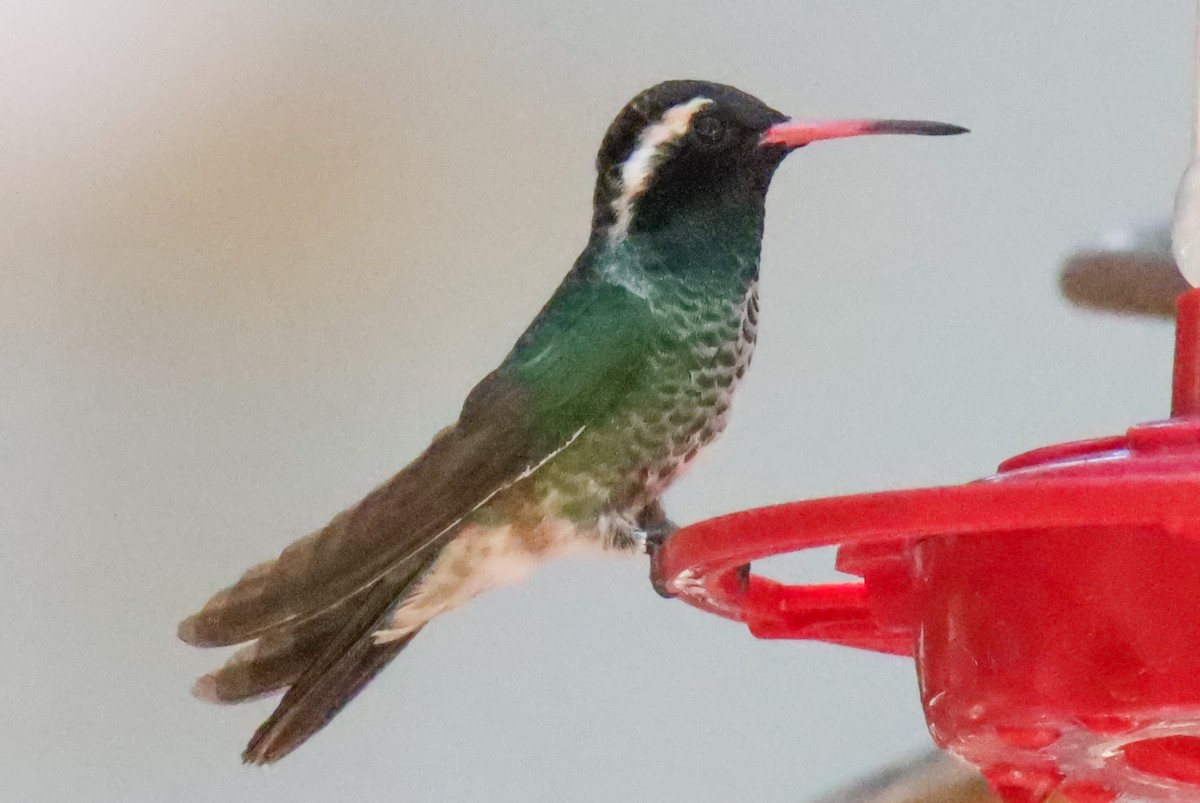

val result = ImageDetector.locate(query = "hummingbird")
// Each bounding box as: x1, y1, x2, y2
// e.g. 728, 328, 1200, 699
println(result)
178, 79, 966, 764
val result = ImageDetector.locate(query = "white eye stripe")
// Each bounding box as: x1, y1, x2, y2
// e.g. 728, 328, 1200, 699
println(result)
609, 97, 713, 241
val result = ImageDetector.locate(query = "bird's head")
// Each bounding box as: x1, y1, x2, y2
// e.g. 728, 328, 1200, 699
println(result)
591, 80, 966, 240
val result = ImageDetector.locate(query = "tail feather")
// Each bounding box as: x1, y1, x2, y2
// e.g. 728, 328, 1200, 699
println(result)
242, 630, 419, 764
193, 600, 357, 704
240, 559, 431, 764
184, 543, 436, 763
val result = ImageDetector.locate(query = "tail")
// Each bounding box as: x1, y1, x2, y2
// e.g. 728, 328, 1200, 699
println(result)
176, 417, 517, 763
186, 553, 436, 764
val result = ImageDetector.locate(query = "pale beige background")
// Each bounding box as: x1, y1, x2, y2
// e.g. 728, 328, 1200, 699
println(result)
1, 2, 1191, 801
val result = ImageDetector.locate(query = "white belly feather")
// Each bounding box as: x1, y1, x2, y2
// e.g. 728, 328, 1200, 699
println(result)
373, 520, 604, 643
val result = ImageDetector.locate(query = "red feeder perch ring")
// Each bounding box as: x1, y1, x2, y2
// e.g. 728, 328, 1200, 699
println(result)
652, 289, 1200, 803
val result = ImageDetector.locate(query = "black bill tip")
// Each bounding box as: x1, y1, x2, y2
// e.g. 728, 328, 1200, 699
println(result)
865, 120, 970, 137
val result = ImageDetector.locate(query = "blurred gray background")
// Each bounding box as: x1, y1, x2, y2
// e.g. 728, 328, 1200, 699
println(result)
1, 2, 1192, 801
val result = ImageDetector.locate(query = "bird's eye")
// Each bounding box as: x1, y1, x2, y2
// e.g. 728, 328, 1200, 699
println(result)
691, 114, 726, 146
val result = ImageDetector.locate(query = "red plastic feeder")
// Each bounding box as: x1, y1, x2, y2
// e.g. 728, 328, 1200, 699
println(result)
653, 289, 1200, 803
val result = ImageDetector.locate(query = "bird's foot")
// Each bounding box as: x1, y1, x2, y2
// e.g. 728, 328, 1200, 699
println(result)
633, 502, 678, 598
642, 534, 675, 599
645, 542, 676, 599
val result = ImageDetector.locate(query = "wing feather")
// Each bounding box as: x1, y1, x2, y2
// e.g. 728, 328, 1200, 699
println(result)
179, 273, 661, 648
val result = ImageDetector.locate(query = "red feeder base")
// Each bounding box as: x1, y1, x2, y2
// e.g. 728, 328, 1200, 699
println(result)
652, 289, 1200, 803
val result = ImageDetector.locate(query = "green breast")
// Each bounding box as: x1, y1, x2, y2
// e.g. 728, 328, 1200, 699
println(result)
533, 274, 759, 522
485, 202, 765, 530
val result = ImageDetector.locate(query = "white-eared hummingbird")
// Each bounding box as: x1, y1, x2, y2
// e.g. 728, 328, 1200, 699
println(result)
179, 79, 966, 764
